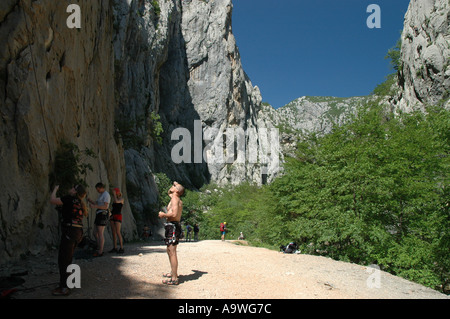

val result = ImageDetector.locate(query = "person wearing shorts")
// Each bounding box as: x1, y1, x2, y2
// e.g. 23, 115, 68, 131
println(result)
88, 183, 110, 257
109, 188, 124, 253
164, 221, 182, 246
220, 222, 227, 241
159, 181, 185, 285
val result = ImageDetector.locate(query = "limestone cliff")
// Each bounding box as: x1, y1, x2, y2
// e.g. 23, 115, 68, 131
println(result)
0, 0, 279, 263
396, 0, 450, 111
113, 0, 280, 233
0, 0, 136, 262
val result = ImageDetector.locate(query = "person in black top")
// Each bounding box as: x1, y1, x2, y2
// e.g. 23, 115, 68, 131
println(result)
109, 188, 124, 253
50, 184, 88, 296
193, 224, 199, 241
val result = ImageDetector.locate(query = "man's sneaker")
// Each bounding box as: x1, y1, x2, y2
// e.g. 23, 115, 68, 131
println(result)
52, 287, 70, 296
117, 248, 124, 254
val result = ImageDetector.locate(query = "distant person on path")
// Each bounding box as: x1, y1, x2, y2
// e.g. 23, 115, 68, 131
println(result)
109, 188, 124, 254
194, 224, 199, 241
158, 181, 185, 285
50, 184, 88, 296
88, 182, 110, 257
141, 224, 152, 240
186, 224, 192, 242
220, 222, 228, 241
238, 232, 245, 240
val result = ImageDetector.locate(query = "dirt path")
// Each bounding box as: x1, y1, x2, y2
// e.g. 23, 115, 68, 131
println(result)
4, 240, 448, 299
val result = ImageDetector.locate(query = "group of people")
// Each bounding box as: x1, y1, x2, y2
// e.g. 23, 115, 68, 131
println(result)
85, 183, 125, 257
50, 179, 250, 296
49, 180, 186, 295
49, 182, 125, 296
184, 223, 199, 242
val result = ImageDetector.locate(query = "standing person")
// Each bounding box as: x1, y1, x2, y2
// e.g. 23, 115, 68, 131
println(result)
109, 188, 124, 254
193, 224, 199, 242
220, 222, 228, 241
186, 224, 192, 242
141, 224, 151, 240
158, 181, 185, 285
88, 182, 110, 257
50, 184, 88, 296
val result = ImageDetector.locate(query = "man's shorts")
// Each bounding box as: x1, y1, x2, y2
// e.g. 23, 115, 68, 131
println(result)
164, 222, 182, 246
94, 211, 109, 226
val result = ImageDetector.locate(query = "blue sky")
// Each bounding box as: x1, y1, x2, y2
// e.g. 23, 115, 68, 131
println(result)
232, 0, 411, 109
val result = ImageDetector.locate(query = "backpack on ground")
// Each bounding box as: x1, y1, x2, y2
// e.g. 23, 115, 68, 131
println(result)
280, 242, 299, 254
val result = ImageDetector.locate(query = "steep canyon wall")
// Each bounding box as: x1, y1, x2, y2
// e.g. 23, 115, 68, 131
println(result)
0, 0, 277, 263
0, 0, 136, 262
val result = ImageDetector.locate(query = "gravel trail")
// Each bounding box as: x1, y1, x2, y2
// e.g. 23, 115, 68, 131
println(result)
4, 240, 448, 299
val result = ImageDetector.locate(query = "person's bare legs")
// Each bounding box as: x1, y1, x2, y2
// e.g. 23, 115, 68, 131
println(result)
167, 244, 178, 282
95, 225, 105, 254
94, 225, 99, 248
110, 221, 117, 250
115, 221, 123, 250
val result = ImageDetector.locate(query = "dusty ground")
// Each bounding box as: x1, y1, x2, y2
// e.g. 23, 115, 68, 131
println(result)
2, 240, 448, 299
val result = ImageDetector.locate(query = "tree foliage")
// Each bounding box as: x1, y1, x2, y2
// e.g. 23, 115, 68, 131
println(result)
49, 140, 96, 196
193, 103, 449, 292
373, 38, 402, 97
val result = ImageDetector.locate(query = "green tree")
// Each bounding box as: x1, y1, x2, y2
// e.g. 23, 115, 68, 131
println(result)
386, 38, 402, 72
50, 140, 96, 196
154, 172, 172, 210
271, 103, 449, 289
185, 103, 449, 291
373, 38, 402, 97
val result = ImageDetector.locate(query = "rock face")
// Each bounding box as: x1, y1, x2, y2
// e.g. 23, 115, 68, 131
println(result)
0, 0, 136, 262
0, 0, 280, 263
257, 96, 373, 159
180, 0, 278, 186
274, 96, 369, 135
396, 0, 450, 111
113, 0, 281, 233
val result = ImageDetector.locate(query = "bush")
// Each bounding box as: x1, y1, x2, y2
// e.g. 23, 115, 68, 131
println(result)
269, 103, 449, 291
49, 140, 95, 195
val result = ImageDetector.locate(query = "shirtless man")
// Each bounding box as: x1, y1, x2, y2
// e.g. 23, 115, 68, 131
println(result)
158, 181, 185, 285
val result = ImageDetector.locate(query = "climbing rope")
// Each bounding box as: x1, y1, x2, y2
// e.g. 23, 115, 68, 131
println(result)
19, 0, 53, 164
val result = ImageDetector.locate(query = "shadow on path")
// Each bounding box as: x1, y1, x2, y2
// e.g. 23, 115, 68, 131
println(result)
179, 270, 208, 284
